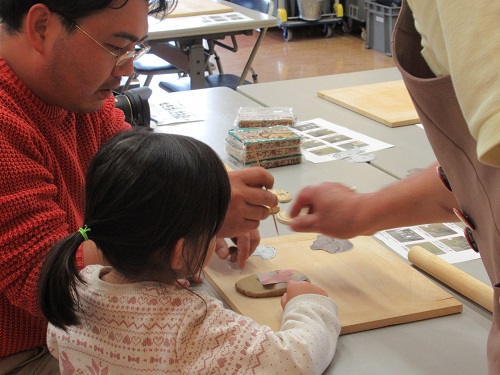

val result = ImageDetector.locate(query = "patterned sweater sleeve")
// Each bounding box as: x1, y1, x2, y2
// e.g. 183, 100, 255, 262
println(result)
179, 293, 340, 374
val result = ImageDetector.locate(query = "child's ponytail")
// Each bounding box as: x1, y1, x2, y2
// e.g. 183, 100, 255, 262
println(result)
38, 228, 89, 330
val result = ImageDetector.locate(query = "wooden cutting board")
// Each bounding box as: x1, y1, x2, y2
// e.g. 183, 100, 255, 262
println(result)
204, 233, 462, 334
318, 80, 420, 127
167, 0, 233, 18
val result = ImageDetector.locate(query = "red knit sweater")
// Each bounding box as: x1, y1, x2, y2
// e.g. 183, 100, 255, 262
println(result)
0, 58, 130, 358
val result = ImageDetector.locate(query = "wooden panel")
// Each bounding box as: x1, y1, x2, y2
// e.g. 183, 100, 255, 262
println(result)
168, 0, 233, 18
318, 80, 420, 127
204, 233, 462, 334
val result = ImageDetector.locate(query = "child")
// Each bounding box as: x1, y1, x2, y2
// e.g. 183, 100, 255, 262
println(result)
38, 130, 340, 374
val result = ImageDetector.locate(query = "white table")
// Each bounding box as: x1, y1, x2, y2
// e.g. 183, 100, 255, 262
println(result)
237, 67, 438, 180
150, 85, 491, 375
148, 0, 277, 90
150, 86, 398, 238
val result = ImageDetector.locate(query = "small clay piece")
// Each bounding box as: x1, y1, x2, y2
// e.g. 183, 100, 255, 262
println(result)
257, 270, 307, 285
268, 189, 292, 203
310, 235, 354, 254
251, 244, 277, 260
276, 210, 292, 225
235, 270, 309, 298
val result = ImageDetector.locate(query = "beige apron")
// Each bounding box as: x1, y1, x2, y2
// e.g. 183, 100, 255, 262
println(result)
393, 1, 500, 373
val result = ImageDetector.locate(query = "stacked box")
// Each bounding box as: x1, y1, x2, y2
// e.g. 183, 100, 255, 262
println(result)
235, 107, 295, 128
365, 1, 400, 56
345, 0, 368, 22
226, 126, 302, 169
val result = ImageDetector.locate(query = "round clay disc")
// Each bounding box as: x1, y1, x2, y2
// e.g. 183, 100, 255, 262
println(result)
276, 210, 292, 225
235, 274, 288, 297
268, 189, 292, 203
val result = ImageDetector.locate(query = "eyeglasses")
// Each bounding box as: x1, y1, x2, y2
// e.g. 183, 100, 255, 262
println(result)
74, 23, 151, 67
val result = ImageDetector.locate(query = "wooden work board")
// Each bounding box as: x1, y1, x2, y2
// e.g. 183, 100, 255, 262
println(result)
204, 233, 462, 334
317, 80, 420, 127
166, 0, 233, 18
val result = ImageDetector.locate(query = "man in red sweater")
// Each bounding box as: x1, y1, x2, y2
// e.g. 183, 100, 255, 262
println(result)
0, 0, 277, 373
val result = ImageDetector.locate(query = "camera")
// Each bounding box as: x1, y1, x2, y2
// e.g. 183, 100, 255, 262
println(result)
113, 87, 152, 128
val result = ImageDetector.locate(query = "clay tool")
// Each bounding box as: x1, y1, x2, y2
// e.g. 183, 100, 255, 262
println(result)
250, 143, 280, 236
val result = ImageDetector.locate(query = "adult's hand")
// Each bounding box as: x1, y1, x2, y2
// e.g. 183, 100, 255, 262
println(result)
215, 229, 260, 269
289, 182, 369, 239
218, 168, 277, 238
290, 164, 459, 239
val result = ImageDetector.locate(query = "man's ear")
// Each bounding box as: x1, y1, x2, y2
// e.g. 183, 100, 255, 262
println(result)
170, 238, 185, 270
25, 4, 55, 53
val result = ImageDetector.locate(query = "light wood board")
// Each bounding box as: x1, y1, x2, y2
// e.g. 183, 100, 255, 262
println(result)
204, 233, 462, 334
167, 0, 233, 18
317, 80, 420, 127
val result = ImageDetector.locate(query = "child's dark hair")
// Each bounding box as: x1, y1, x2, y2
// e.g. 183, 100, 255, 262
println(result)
38, 130, 231, 329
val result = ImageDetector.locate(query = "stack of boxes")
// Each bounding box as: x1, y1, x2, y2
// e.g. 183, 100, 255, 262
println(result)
225, 107, 302, 169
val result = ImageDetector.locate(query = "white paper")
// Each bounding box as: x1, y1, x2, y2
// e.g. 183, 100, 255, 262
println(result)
149, 98, 201, 126
290, 118, 394, 163
374, 222, 480, 264
149, 12, 252, 32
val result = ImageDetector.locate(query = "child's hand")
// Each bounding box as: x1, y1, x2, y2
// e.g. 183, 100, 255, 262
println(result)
281, 280, 328, 309
175, 273, 203, 289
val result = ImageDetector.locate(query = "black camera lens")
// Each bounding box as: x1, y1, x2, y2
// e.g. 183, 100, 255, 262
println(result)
113, 87, 152, 128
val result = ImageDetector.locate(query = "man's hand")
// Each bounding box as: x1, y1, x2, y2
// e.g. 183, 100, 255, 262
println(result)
218, 168, 277, 238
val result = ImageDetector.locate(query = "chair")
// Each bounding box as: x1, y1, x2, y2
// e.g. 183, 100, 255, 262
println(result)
159, 0, 273, 92
120, 41, 187, 93
121, 54, 182, 92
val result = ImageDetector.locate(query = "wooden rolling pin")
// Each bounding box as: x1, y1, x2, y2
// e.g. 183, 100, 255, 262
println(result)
408, 246, 493, 313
